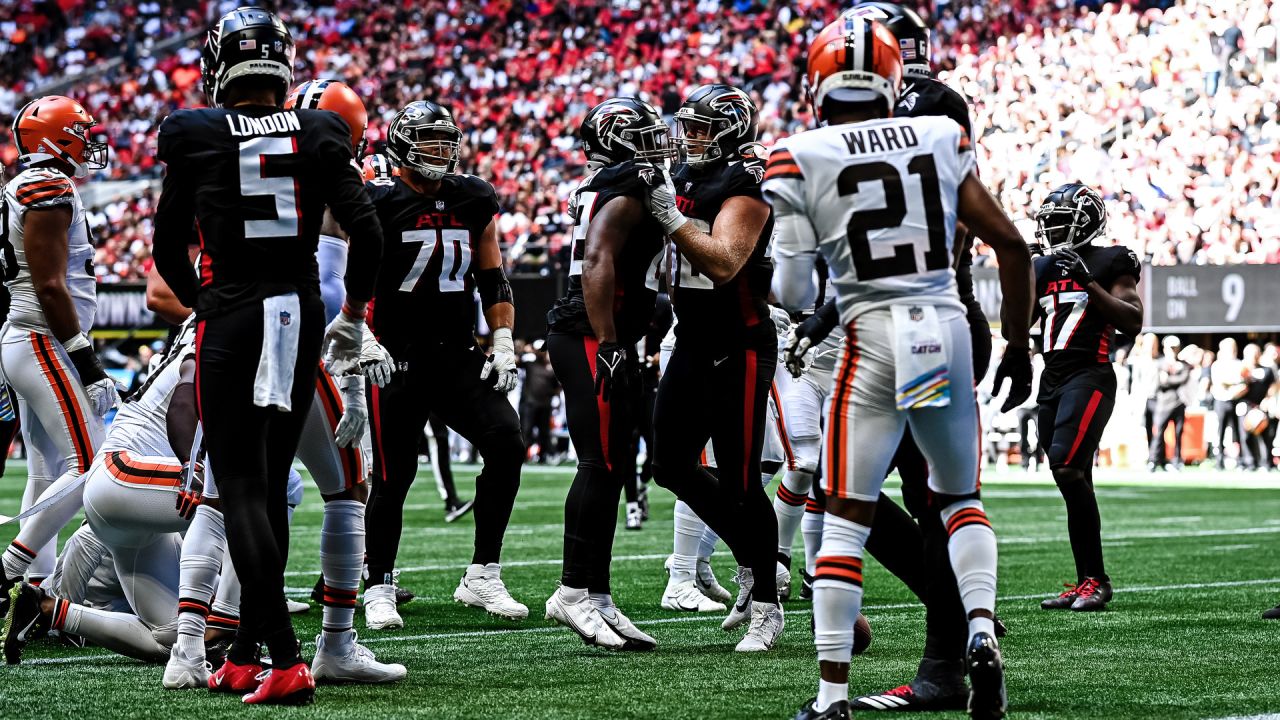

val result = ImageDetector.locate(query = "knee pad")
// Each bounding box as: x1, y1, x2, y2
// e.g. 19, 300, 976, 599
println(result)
1051, 467, 1088, 490
286, 468, 305, 508
790, 436, 821, 475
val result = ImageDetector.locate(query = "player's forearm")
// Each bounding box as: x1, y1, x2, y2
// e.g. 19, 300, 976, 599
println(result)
34, 281, 83, 344
994, 246, 1034, 347
483, 302, 515, 332
669, 224, 742, 286
582, 256, 619, 343
1085, 283, 1143, 336
166, 381, 198, 464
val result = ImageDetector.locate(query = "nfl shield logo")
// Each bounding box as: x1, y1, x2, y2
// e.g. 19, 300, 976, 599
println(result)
279, 311, 292, 326
685, 182, 693, 192
435, 200, 446, 210
908, 306, 923, 322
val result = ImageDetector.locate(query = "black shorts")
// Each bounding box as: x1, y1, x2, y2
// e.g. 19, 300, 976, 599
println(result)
1037, 374, 1116, 471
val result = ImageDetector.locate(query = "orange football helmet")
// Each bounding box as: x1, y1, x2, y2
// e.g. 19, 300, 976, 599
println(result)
10, 95, 107, 178
806, 15, 903, 123
284, 79, 369, 155
361, 153, 399, 182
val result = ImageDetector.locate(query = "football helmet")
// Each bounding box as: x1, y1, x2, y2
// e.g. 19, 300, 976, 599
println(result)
1035, 183, 1108, 252
361, 153, 398, 182
844, 2, 931, 78
11, 95, 107, 178
673, 84, 758, 169
806, 15, 903, 122
201, 7, 295, 108
579, 97, 675, 169
385, 101, 461, 181
285, 79, 368, 154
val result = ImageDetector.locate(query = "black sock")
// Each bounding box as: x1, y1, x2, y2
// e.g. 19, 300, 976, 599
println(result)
865, 494, 929, 603
1057, 472, 1106, 581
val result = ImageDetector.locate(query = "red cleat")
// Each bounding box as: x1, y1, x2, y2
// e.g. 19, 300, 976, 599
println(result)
241, 662, 315, 706
207, 658, 264, 694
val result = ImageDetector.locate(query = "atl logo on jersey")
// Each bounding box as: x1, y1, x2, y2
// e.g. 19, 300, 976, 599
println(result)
1045, 278, 1084, 294
414, 211, 464, 229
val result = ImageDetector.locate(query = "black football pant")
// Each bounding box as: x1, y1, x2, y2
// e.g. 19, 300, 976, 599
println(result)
651, 339, 778, 604
519, 401, 554, 463
625, 370, 657, 504
426, 414, 459, 505
1149, 404, 1185, 466
548, 332, 637, 592
197, 295, 323, 669
1213, 400, 1243, 466
365, 342, 523, 581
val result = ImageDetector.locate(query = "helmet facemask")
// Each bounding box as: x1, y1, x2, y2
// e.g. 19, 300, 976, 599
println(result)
1035, 198, 1106, 252
627, 122, 676, 165
395, 125, 462, 181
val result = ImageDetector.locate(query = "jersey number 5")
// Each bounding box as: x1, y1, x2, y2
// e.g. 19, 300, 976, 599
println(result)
838, 154, 948, 280
239, 137, 299, 239
1039, 291, 1088, 351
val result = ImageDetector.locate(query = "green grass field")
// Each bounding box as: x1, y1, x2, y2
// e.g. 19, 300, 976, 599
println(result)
0, 463, 1278, 719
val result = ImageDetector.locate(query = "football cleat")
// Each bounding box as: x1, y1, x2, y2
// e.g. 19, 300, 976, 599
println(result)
544, 586, 626, 650
721, 566, 754, 631
391, 569, 415, 605
0, 574, 16, 626
800, 570, 814, 600
163, 643, 212, 689
2, 582, 43, 664
445, 498, 475, 523
1040, 581, 1079, 610
735, 601, 784, 652
638, 485, 650, 521
853, 681, 968, 711
776, 555, 793, 602
208, 657, 265, 693
241, 662, 315, 705
311, 632, 406, 684
661, 579, 727, 613
966, 632, 1007, 720
625, 501, 643, 530
595, 602, 656, 651
1263, 603, 1280, 620
287, 599, 310, 614
696, 558, 733, 603
794, 698, 853, 719
454, 564, 529, 620
994, 615, 1008, 638
363, 584, 404, 630
1070, 577, 1112, 612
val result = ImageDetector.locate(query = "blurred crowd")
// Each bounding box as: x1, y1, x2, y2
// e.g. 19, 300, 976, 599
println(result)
0, 0, 1277, 282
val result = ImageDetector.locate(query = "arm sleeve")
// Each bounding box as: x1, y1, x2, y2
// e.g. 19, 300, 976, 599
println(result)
152, 115, 201, 309
767, 189, 819, 313
317, 115, 383, 304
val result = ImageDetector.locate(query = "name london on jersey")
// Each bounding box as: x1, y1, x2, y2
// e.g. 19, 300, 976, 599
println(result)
842, 124, 920, 155
226, 111, 303, 137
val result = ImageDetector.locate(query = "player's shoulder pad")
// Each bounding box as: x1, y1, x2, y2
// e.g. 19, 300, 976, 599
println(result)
762, 136, 804, 183
156, 109, 199, 161
1107, 245, 1142, 280
454, 173, 498, 200
732, 154, 767, 186
592, 160, 657, 199
9, 167, 75, 209
364, 176, 398, 203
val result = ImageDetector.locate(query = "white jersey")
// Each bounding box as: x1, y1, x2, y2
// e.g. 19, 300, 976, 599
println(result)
100, 342, 196, 458
1, 168, 97, 334
765, 115, 974, 324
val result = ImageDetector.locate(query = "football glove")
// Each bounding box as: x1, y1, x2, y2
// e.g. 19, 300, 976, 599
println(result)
65, 333, 120, 417
642, 164, 688, 235
993, 345, 1034, 412
334, 374, 367, 448
323, 309, 366, 377
1057, 248, 1094, 287
768, 304, 793, 340
480, 327, 519, 393
359, 324, 395, 387
785, 301, 839, 378
176, 461, 205, 521
593, 341, 628, 403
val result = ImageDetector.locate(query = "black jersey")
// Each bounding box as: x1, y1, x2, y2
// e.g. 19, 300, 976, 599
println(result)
546, 161, 664, 345
154, 106, 380, 318
667, 156, 774, 347
365, 174, 499, 351
1035, 244, 1142, 397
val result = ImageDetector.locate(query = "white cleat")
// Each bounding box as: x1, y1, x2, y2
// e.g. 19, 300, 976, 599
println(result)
363, 584, 404, 630
311, 633, 407, 684
776, 561, 792, 602
544, 586, 626, 650
735, 601, 785, 652
661, 579, 727, 613
697, 558, 733, 604
286, 599, 310, 614
162, 644, 211, 689
595, 602, 656, 651
722, 566, 754, 630
454, 563, 529, 620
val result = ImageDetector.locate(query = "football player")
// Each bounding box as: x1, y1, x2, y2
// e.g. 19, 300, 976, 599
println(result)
151, 7, 384, 705
1031, 183, 1142, 612
769, 17, 1035, 720
642, 84, 785, 651
360, 100, 527, 628
544, 96, 669, 651
0, 95, 117, 611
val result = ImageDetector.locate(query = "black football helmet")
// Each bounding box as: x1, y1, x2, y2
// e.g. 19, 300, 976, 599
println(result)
385, 101, 462, 181
844, 2, 931, 78
1035, 183, 1108, 252
201, 7, 295, 108
579, 97, 675, 168
673, 84, 759, 169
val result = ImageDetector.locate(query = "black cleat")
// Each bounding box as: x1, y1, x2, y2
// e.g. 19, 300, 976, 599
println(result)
310, 575, 325, 604
0, 574, 15, 623
1263, 603, 1280, 620
853, 681, 968, 712
799, 570, 814, 601
966, 632, 1007, 719
1070, 577, 1112, 612
994, 615, 1008, 638
794, 698, 852, 719
395, 584, 416, 606
3, 582, 45, 665
445, 498, 475, 523
1040, 581, 1079, 610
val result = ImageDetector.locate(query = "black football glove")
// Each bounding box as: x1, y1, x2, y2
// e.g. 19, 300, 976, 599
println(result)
593, 341, 628, 403
785, 301, 839, 378
1057, 248, 1094, 287
993, 345, 1033, 412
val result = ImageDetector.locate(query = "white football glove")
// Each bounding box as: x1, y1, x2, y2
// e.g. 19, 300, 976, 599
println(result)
769, 304, 793, 340
643, 164, 688, 235
359, 324, 395, 387
64, 333, 120, 417
784, 328, 814, 379
480, 327, 519, 393
85, 377, 121, 418
323, 310, 365, 377
334, 374, 367, 448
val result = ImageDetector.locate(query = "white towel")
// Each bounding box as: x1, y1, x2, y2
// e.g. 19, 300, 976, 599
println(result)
253, 293, 301, 412
891, 304, 951, 410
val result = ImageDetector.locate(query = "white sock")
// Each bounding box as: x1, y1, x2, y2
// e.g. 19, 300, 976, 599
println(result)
817, 679, 849, 711
969, 615, 996, 639
801, 494, 825, 576
560, 585, 588, 603
774, 469, 812, 558
286, 468, 304, 525
12, 470, 85, 580
588, 592, 614, 611
671, 501, 703, 582
62, 603, 169, 662
813, 514, 869, 666
177, 505, 225, 652
941, 499, 998, 641
320, 500, 364, 651
697, 526, 719, 560
16, 474, 53, 580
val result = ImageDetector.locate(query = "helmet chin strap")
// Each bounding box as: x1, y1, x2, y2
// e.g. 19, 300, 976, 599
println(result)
39, 135, 88, 178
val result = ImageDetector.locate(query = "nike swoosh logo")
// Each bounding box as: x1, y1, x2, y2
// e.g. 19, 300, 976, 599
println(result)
735, 599, 751, 613
674, 599, 701, 611
16, 615, 39, 642
713, 357, 728, 367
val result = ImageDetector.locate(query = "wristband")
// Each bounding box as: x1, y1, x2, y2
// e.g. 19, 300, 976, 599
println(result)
63, 332, 91, 353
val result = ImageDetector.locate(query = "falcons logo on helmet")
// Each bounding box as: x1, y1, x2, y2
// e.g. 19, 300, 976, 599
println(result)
594, 102, 640, 150
709, 90, 753, 131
